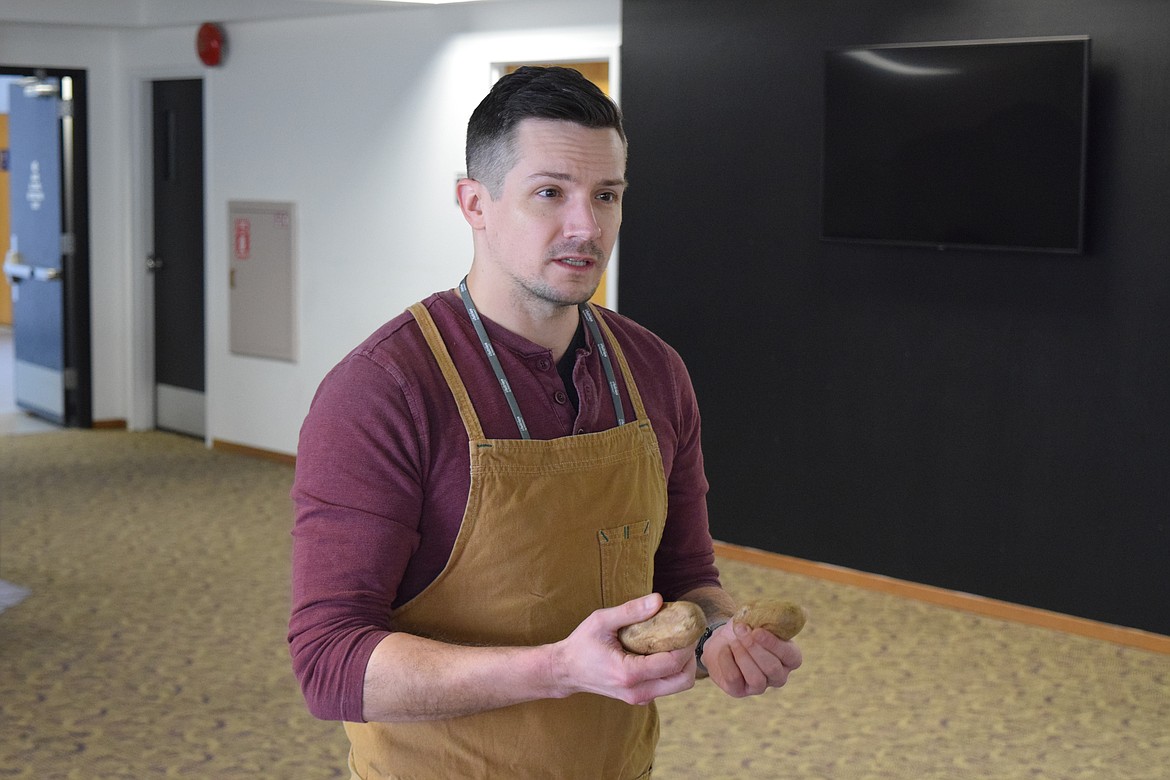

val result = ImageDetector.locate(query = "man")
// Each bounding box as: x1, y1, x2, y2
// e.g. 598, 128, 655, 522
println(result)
289, 66, 802, 779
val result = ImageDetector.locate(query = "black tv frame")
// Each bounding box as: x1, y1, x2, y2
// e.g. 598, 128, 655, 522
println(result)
820, 35, 1091, 254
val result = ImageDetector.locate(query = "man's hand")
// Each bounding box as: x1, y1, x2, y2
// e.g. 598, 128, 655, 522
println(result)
700, 619, 802, 698
361, 594, 698, 722
549, 593, 697, 705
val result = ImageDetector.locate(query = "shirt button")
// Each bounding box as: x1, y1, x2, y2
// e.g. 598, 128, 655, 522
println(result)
554, 390, 568, 405
537, 358, 552, 371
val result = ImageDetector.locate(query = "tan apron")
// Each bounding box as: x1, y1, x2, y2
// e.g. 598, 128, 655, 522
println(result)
344, 301, 669, 780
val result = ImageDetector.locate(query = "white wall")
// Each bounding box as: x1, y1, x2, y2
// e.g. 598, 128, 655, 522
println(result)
1, 0, 621, 454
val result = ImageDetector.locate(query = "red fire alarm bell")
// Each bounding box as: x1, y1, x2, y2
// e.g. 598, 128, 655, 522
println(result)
197, 22, 227, 67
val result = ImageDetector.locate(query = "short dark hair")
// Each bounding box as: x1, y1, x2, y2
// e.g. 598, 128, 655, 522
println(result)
465, 65, 626, 196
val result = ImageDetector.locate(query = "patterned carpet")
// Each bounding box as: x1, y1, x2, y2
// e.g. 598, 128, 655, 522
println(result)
1, 430, 1168, 778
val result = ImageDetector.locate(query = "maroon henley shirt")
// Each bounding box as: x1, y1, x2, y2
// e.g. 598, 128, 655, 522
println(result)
289, 289, 721, 722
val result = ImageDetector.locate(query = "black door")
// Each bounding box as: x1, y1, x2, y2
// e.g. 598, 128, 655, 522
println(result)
151, 79, 205, 436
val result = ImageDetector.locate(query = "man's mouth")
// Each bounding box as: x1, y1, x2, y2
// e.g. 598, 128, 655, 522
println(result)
550, 242, 604, 269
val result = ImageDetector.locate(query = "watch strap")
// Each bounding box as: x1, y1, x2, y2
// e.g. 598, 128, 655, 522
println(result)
695, 619, 729, 675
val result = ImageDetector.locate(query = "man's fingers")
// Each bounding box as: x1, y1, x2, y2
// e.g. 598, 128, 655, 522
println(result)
623, 648, 696, 704
603, 593, 664, 632
708, 624, 802, 698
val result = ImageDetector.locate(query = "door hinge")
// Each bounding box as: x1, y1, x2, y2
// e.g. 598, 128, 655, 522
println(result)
61, 233, 76, 256
64, 368, 79, 391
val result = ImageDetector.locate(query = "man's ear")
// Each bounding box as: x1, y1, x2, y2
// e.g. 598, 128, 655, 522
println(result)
456, 178, 488, 229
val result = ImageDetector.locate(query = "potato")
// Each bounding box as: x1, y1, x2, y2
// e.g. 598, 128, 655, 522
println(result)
732, 600, 807, 640
618, 600, 707, 654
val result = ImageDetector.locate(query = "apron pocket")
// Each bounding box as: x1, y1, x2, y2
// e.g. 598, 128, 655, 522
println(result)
598, 521, 654, 608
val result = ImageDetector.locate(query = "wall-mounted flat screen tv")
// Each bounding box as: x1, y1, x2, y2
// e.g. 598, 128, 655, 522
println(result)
821, 36, 1090, 253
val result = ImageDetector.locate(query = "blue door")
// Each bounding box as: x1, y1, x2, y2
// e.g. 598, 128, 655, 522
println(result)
3, 78, 66, 423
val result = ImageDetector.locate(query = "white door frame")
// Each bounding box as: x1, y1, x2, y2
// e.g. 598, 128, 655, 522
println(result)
127, 66, 205, 436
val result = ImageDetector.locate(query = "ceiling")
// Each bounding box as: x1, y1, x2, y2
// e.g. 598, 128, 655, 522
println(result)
0, 0, 495, 29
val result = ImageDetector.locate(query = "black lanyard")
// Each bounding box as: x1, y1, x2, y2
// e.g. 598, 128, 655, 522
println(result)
458, 277, 626, 439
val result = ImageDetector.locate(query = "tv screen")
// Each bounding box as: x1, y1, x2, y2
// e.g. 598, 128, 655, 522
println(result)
821, 36, 1090, 253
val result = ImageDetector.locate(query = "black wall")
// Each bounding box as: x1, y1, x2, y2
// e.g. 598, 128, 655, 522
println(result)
620, 0, 1170, 635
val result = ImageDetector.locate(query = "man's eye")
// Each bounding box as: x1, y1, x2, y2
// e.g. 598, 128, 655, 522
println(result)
597, 192, 620, 203
537, 188, 560, 198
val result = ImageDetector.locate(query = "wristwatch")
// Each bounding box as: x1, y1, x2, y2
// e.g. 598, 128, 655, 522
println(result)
695, 619, 728, 675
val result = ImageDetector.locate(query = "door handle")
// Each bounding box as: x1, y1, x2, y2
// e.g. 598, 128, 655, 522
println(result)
4, 262, 31, 283
147, 253, 164, 272
4, 248, 30, 282
5, 249, 63, 282
3, 262, 62, 283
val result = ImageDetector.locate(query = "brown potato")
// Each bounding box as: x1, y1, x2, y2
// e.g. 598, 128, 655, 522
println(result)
732, 600, 807, 640
618, 600, 707, 654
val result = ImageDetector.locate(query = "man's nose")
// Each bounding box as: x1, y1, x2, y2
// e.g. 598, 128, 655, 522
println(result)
563, 199, 603, 240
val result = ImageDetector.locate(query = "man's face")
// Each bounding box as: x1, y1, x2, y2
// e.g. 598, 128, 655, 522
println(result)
477, 118, 627, 310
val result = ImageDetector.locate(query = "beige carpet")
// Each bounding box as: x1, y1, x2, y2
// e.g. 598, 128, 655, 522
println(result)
2, 430, 1168, 778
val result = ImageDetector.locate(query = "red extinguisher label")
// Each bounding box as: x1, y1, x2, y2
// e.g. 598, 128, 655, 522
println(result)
235, 218, 251, 260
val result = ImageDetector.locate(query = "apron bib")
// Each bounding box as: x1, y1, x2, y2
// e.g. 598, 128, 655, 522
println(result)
344, 299, 669, 780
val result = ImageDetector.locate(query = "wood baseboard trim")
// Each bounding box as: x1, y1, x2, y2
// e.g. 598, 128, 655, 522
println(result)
712, 540, 1170, 655
91, 419, 128, 430
211, 438, 296, 467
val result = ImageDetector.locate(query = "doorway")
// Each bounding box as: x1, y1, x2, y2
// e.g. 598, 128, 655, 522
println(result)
149, 79, 205, 437
0, 66, 91, 431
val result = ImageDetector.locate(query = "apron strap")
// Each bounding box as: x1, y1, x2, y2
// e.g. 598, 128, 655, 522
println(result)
411, 298, 648, 436
409, 302, 486, 440
585, 303, 650, 423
